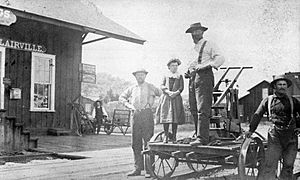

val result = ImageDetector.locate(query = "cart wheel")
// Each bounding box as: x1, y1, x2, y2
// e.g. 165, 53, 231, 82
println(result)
294, 172, 300, 180
150, 131, 173, 142
104, 124, 114, 135
186, 152, 208, 172
146, 151, 178, 179
238, 137, 264, 180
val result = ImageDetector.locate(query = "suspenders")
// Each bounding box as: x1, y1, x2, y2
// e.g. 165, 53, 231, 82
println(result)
267, 95, 294, 128
198, 41, 207, 63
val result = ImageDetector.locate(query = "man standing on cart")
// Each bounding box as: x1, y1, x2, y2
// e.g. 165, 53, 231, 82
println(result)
185, 22, 225, 145
119, 68, 161, 178
245, 75, 300, 180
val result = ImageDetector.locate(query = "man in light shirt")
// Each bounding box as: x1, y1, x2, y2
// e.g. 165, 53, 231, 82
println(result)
185, 22, 225, 145
119, 68, 161, 178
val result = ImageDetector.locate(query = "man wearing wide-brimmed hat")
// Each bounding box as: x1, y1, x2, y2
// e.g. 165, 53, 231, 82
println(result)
119, 68, 161, 178
245, 74, 300, 180
185, 22, 225, 146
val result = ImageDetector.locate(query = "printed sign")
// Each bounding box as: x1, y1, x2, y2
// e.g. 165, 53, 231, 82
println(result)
0, 8, 16, 26
81, 74, 96, 84
79, 63, 96, 84
81, 63, 96, 74
0, 38, 46, 53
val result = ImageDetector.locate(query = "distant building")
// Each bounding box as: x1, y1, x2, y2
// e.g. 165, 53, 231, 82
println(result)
78, 96, 95, 116
239, 72, 300, 123
239, 80, 272, 122
285, 72, 300, 100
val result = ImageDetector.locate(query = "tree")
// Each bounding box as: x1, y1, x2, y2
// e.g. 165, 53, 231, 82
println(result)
81, 72, 133, 101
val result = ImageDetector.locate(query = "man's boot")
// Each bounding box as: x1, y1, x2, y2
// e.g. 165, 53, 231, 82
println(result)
163, 131, 169, 143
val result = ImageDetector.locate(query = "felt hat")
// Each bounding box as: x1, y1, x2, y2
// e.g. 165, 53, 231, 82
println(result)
270, 74, 292, 88
132, 68, 148, 76
186, 22, 208, 33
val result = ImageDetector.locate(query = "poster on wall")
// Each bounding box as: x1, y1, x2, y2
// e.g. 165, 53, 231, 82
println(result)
79, 63, 96, 84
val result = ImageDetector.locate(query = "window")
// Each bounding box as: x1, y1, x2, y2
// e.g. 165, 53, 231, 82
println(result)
30, 52, 55, 112
262, 88, 268, 100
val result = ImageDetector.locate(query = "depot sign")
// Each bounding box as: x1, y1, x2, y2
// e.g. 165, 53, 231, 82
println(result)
0, 38, 46, 53
0, 8, 16, 26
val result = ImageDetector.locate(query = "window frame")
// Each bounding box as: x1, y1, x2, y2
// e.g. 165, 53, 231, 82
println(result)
30, 52, 56, 112
0, 47, 5, 109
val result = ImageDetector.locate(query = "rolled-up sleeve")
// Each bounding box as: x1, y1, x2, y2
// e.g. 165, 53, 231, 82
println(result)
119, 87, 132, 107
249, 97, 268, 132
102, 107, 108, 117
209, 42, 225, 69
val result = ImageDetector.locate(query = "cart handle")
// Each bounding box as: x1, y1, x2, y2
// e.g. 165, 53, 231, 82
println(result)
253, 131, 267, 142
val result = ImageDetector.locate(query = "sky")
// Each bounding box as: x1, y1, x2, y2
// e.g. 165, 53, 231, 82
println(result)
82, 0, 300, 97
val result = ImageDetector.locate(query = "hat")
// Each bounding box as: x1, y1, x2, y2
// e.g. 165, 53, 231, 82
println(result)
132, 68, 148, 76
167, 58, 181, 66
270, 75, 292, 88
186, 22, 208, 33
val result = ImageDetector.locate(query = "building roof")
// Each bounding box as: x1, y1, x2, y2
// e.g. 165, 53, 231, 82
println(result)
239, 80, 269, 100
247, 80, 270, 91
239, 93, 249, 101
0, 0, 145, 44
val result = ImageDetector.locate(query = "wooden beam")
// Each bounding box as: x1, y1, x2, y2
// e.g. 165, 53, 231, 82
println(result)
82, 37, 109, 45
81, 33, 88, 42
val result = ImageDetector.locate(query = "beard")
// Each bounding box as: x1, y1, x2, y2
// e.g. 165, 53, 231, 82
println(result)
192, 35, 202, 44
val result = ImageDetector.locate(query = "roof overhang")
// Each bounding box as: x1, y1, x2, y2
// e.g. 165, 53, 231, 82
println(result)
0, 1, 146, 45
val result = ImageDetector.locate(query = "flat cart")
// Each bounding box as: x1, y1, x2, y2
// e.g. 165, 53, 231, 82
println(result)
144, 130, 266, 180
143, 66, 263, 179
144, 66, 300, 179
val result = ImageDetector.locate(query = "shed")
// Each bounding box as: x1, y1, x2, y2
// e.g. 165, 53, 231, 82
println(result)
285, 72, 300, 100
0, 0, 145, 135
239, 80, 272, 122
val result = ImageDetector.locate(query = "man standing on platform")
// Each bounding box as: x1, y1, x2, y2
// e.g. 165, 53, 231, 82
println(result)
185, 22, 225, 145
119, 68, 161, 178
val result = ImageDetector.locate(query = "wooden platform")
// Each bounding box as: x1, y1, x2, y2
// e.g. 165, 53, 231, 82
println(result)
149, 142, 241, 156
47, 128, 72, 136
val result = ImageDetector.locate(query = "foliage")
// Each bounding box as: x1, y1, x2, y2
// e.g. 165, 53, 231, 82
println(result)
81, 72, 133, 102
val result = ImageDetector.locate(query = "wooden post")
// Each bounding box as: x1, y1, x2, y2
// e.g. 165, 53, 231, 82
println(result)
0, 109, 5, 151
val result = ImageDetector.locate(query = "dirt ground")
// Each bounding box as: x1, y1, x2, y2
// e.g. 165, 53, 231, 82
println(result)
22, 122, 300, 179
36, 121, 300, 178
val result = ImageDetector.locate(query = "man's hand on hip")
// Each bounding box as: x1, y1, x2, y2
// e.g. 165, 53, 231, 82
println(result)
244, 131, 253, 138
126, 103, 136, 111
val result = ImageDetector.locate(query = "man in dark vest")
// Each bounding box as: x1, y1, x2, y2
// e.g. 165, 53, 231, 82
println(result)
92, 97, 108, 134
185, 22, 225, 145
245, 75, 300, 180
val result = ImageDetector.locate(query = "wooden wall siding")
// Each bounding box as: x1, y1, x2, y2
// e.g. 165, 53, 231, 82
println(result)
0, 17, 82, 132
286, 73, 300, 96
240, 82, 271, 122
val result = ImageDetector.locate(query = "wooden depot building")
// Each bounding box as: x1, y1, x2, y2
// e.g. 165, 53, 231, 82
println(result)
0, 0, 145, 135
